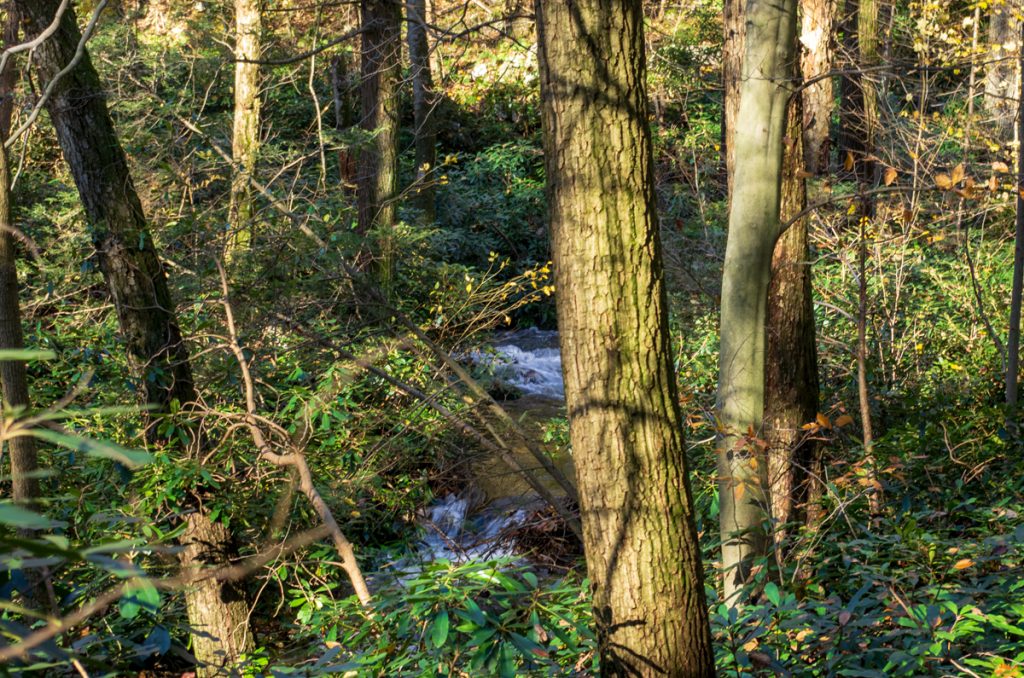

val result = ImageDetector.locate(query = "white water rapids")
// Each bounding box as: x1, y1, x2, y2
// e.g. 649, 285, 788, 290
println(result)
417, 329, 564, 564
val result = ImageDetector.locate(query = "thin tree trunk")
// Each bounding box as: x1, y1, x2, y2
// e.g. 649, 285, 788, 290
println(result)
407, 0, 437, 223
0, 8, 45, 607
985, 0, 1021, 139
16, 2, 254, 671
1007, 16, 1024, 419
358, 0, 402, 291
722, 0, 742, 194
838, 0, 877, 181
765, 100, 820, 536
536, 1, 715, 674
227, 0, 262, 259
330, 50, 358, 190
717, 0, 798, 604
800, 0, 834, 174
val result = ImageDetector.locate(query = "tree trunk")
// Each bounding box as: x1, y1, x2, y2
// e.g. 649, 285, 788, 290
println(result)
717, 0, 798, 604
407, 0, 437, 223
358, 0, 402, 290
0, 9, 45, 607
17, 1, 254, 670
722, 0, 742, 194
838, 0, 877, 181
1008, 16, 1024, 418
227, 0, 262, 259
536, 2, 715, 674
765, 100, 820, 534
330, 50, 358, 190
985, 0, 1021, 139
800, 0, 835, 174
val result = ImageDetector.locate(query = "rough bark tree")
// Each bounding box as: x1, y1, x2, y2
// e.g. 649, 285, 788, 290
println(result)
17, 1, 254, 671
1008, 17, 1024, 417
407, 0, 437, 223
722, 0, 818, 556
227, 0, 262, 258
536, 1, 715, 674
358, 0, 402, 290
800, 0, 835, 174
838, 0, 878, 180
985, 0, 1021, 139
717, 0, 799, 603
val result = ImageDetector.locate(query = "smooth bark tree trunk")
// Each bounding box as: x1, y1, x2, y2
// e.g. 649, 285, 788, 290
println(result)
717, 0, 798, 604
17, 2, 254, 671
407, 0, 437, 223
985, 0, 1021, 139
1008, 18, 1024, 418
227, 0, 262, 258
766, 101, 820, 534
722, 0, 742, 194
800, 0, 835, 174
536, 2, 715, 674
358, 0, 401, 290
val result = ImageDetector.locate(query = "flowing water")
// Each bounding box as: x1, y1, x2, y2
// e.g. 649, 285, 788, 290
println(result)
416, 329, 568, 564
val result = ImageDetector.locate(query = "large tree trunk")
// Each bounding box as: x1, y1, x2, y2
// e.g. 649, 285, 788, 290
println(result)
358, 0, 402, 291
717, 0, 798, 604
407, 0, 437, 223
17, 2, 254, 671
765, 100, 820, 534
227, 0, 262, 258
536, 1, 715, 674
800, 0, 835, 174
985, 0, 1021, 139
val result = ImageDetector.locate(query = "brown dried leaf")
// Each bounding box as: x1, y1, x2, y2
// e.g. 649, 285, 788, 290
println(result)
883, 166, 897, 186
935, 173, 953, 190
844, 151, 855, 172
993, 160, 1011, 173
951, 163, 965, 185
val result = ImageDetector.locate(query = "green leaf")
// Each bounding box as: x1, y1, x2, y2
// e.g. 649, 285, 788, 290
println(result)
764, 581, 781, 606
32, 428, 152, 468
0, 504, 61, 530
0, 349, 56, 362
431, 608, 450, 648
119, 579, 161, 620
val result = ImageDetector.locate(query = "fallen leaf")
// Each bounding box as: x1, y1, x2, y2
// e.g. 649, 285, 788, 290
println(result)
935, 173, 953, 190
884, 166, 897, 185
993, 160, 1011, 173
951, 163, 965, 184
953, 558, 974, 570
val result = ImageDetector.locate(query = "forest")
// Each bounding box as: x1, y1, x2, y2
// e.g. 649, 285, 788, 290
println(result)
0, 0, 1021, 675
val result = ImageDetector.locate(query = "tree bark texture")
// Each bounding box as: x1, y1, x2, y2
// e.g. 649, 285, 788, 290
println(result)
358, 0, 401, 290
765, 100, 820, 533
17, 1, 254, 669
227, 0, 262, 257
985, 0, 1021, 139
536, 2, 715, 674
800, 0, 835, 174
1007, 15, 1024, 414
722, 0, 742, 194
407, 0, 437, 223
717, 0, 798, 604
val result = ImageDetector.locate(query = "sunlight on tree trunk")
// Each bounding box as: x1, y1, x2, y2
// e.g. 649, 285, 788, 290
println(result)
800, 0, 835, 174
537, 1, 715, 673
408, 0, 437, 224
985, 0, 1021, 139
227, 0, 262, 260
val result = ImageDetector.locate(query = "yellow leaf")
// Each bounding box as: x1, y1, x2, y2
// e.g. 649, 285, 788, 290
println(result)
993, 161, 1011, 173
816, 412, 832, 429
883, 166, 897, 186
935, 173, 953, 190
743, 638, 759, 652
835, 414, 854, 427
844, 151, 855, 172
953, 558, 974, 570
990, 175, 999, 192
951, 163, 965, 185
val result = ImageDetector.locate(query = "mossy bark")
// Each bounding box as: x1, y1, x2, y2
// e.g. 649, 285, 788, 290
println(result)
358, 0, 402, 291
17, 1, 254, 670
537, 1, 715, 674
227, 0, 262, 258
717, 0, 798, 604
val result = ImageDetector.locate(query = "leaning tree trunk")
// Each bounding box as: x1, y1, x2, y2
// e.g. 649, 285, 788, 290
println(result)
358, 0, 402, 291
985, 0, 1021, 139
17, 2, 254, 672
800, 0, 835, 174
536, 1, 715, 674
765, 99, 820, 535
717, 0, 798, 605
227, 0, 262, 259
407, 0, 437, 224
